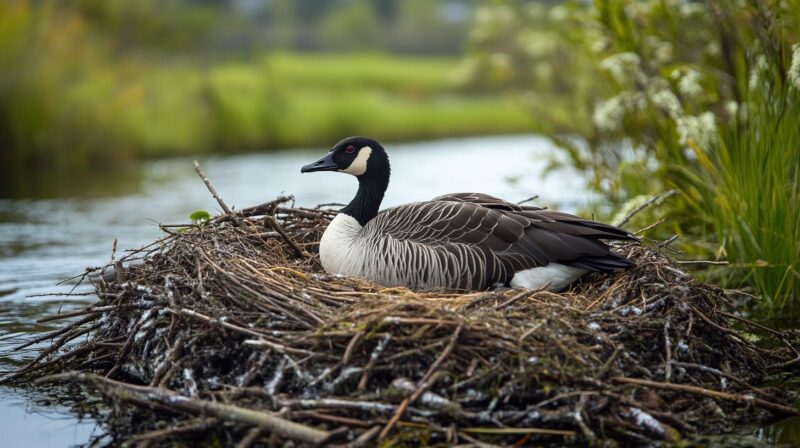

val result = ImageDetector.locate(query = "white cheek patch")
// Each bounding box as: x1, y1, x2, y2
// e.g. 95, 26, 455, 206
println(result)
340, 146, 372, 176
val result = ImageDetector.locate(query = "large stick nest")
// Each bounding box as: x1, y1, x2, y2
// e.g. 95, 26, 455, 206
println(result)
7, 196, 800, 447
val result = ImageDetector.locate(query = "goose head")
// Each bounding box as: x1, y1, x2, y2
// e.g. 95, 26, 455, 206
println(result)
301, 136, 389, 178
301, 136, 391, 226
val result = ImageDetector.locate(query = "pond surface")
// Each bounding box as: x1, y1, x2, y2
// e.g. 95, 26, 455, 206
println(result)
0, 135, 795, 446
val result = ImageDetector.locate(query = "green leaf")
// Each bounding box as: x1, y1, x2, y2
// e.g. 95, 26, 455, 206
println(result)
190, 210, 211, 224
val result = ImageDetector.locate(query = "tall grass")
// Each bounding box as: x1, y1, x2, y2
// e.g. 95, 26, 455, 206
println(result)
686, 83, 800, 311
589, 1, 800, 313
461, 1, 800, 312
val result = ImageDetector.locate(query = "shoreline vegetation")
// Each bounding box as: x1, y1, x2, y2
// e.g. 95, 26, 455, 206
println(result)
463, 1, 800, 313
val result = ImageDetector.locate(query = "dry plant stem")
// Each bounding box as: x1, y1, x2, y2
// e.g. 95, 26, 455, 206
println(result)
193, 160, 232, 215
351, 425, 382, 447
236, 426, 265, 448
14, 313, 103, 351
689, 305, 768, 353
379, 322, 464, 440
35, 306, 113, 324
673, 362, 779, 400
36, 372, 332, 445
123, 417, 216, 448
611, 377, 800, 416
175, 308, 312, 356
616, 190, 679, 227
664, 319, 672, 382
675, 260, 730, 265
264, 216, 307, 259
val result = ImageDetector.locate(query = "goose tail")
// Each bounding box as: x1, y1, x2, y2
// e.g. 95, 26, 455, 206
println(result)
562, 252, 634, 272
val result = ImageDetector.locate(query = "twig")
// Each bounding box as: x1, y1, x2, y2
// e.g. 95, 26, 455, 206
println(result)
236, 426, 264, 448
616, 190, 678, 227
275, 398, 398, 414
357, 334, 392, 391
494, 290, 532, 310
673, 362, 779, 400
516, 195, 539, 205
611, 377, 800, 416
193, 160, 232, 215
264, 215, 307, 259
351, 426, 382, 447
379, 322, 463, 440
292, 410, 371, 428
123, 418, 216, 447
634, 218, 666, 235
688, 306, 767, 352
675, 260, 730, 265
14, 313, 102, 351
35, 306, 112, 324
663, 319, 672, 382
460, 427, 576, 436
173, 308, 313, 356
573, 393, 595, 440
37, 372, 332, 445
343, 331, 364, 365
657, 235, 679, 248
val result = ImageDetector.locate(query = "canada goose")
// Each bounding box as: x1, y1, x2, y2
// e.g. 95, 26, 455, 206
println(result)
301, 137, 635, 292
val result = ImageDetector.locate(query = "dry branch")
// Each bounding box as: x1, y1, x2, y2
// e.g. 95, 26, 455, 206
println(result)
37, 372, 331, 445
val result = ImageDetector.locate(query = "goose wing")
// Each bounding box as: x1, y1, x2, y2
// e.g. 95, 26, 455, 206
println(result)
368, 195, 635, 288
430, 192, 541, 212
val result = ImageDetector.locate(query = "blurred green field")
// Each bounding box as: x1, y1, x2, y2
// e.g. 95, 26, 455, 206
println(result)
1, 51, 531, 172
0, 2, 531, 174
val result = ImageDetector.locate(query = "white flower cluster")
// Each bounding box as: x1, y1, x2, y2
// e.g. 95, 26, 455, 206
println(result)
649, 88, 683, 118
749, 54, 768, 91
679, 2, 706, 17
675, 112, 717, 149
725, 101, 741, 120
675, 68, 703, 97
592, 92, 646, 132
470, 6, 515, 41
600, 52, 644, 84
789, 43, 800, 90
474, 6, 514, 26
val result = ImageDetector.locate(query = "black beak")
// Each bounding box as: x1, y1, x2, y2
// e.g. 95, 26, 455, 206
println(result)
301, 152, 338, 173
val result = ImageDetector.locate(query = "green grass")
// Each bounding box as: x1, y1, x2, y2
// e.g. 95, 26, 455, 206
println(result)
565, 0, 800, 313
459, 0, 800, 312
0, 49, 532, 174
684, 90, 800, 313
264, 52, 456, 94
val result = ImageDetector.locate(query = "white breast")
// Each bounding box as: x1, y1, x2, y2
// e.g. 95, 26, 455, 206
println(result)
319, 214, 364, 276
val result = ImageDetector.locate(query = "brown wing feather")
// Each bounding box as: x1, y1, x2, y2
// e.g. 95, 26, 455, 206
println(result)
372, 194, 635, 288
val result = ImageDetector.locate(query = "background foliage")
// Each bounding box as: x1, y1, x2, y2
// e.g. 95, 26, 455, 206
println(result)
465, 0, 800, 312
0, 0, 529, 175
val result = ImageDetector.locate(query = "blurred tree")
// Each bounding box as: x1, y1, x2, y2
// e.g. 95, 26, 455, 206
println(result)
319, 0, 384, 51
461, 0, 800, 312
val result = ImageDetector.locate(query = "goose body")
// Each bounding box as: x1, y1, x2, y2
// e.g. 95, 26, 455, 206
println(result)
302, 137, 635, 292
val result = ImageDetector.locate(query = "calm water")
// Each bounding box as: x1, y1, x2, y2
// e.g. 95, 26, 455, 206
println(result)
0, 135, 795, 446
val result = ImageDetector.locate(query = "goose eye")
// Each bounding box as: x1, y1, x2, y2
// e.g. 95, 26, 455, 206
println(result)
345, 145, 355, 153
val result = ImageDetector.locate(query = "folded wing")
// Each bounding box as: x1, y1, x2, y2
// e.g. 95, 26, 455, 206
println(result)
368, 193, 635, 289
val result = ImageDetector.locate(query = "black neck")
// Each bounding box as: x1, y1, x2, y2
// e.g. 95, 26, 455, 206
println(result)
340, 157, 390, 227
